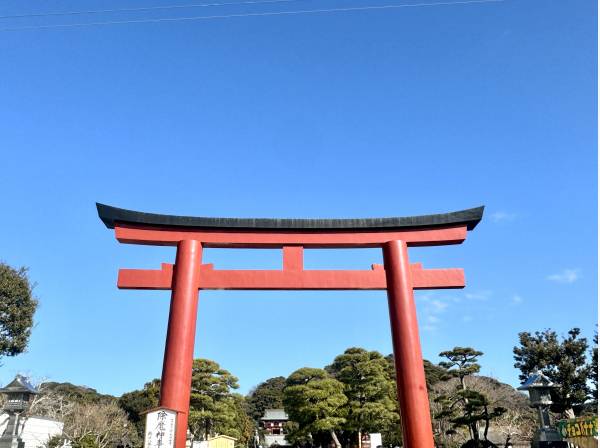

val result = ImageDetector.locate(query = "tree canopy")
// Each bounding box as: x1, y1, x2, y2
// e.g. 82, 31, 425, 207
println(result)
326, 348, 397, 437
513, 328, 591, 416
246, 376, 286, 423
435, 347, 506, 447
0, 262, 38, 361
118, 379, 160, 438
589, 332, 598, 405
188, 358, 252, 447
283, 368, 347, 448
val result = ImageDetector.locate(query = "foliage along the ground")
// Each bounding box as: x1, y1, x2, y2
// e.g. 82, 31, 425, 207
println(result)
16, 328, 597, 448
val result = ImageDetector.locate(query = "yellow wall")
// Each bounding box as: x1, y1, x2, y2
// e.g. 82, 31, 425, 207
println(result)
207, 435, 236, 448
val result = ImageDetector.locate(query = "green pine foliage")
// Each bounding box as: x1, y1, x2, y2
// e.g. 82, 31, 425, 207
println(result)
188, 359, 253, 447
31, 330, 596, 448
118, 379, 160, 438
0, 262, 38, 361
590, 332, 598, 405
434, 347, 506, 447
283, 368, 347, 448
326, 348, 397, 437
245, 376, 286, 423
513, 328, 591, 416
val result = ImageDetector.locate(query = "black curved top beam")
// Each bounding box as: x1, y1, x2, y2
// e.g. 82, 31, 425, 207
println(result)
97, 203, 484, 231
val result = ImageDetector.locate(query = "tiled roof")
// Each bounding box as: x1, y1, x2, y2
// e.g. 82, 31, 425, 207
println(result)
261, 409, 288, 421
208, 435, 237, 441
0, 375, 38, 394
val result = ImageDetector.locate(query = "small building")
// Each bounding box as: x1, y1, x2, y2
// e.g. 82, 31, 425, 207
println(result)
207, 435, 237, 448
0, 414, 63, 448
260, 409, 289, 447
0, 375, 63, 448
360, 433, 382, 448
192, 435, 237, 448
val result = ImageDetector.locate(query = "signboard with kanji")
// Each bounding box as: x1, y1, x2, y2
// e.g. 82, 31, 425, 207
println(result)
557, 416, 598, 438
144, 408, 177, 448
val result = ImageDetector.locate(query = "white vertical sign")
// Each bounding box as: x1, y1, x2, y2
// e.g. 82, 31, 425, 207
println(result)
144, 408, 177, 448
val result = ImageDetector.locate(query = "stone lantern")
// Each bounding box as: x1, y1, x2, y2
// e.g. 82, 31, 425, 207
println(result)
0, 375, 38, 448
517, 370, 566, 448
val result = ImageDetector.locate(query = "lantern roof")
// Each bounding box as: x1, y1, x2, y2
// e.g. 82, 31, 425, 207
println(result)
517, 370, 556, 391
0, 375, 38, 395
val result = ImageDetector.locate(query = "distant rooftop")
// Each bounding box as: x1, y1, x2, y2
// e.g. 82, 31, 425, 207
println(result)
208, 435, 237, 441
261, 409, 288, 421
0, 375, 38, 394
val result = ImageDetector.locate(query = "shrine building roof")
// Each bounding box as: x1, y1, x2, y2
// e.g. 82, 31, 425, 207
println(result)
261, 409, 288, 421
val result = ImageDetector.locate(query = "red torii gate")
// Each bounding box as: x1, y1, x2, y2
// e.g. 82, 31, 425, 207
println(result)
97, 203, 484, 448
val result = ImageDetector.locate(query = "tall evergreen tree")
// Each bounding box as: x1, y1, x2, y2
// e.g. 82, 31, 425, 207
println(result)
0, 262, 38, 362
589, 332, 598, 405
118, 379, 160, 438
435, 347, 505, 447
327, 348, 397, 447
188, 359, 241, 441
283, 368, 347, 448
513, 328, 591, 417
246, 376, 286, 422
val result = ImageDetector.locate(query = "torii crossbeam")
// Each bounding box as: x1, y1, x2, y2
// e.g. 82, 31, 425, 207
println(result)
97, 203, 484, 448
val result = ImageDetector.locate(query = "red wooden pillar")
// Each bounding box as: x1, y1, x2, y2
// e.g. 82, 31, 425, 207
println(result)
159, 239, 202, 448
383, 240, 434, 448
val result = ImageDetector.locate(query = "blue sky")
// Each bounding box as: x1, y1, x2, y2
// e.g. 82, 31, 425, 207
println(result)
0, 0, 597, 397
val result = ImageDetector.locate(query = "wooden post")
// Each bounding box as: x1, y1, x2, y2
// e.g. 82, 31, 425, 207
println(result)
383, 240, 434, 448
159, 240, 202, 448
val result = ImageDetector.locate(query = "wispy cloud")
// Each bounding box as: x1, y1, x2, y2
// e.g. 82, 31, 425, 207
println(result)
511, 295, 523, 305
418, 289, 492, 331
418, 294, 451, 332
547, 269, 580, 284
430, 300, 449, 312
465, 290, 492, 301
490, 211, 517, 223
427, 315, 441, 324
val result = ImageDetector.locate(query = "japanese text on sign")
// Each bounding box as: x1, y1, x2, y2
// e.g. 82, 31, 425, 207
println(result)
557, 416, 598, 439
144, 408, 177, 448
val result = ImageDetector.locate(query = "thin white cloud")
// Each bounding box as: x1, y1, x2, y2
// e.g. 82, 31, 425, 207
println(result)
417, 294, 450, 332
490, 211, 517, 223
547, 269, 580, 284
427, 315, 441, 324
465, 290, 492, 301
511, 295, 523, 305
430, 300, 449, 313
418, 290, 490, 332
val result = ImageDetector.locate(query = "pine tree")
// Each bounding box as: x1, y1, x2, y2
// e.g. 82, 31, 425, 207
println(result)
188, 359, 240, 440
513, 328, 591, 417
435, 347, 505, 447
246, 376, 286, 422
327, 348, 397, 448
0, 262, 38, 361
283, 368, 347, 448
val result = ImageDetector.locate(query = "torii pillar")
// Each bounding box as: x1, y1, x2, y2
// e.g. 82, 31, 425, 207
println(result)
97, 203, 484, 448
